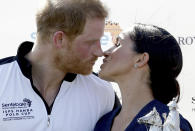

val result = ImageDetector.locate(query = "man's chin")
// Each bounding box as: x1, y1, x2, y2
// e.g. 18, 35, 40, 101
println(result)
77, 67, 93, 75
80, 70, 93, 75
70, 65, 94, 75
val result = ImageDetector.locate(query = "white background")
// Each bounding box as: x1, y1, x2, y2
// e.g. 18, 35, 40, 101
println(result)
0, 0, 194, 129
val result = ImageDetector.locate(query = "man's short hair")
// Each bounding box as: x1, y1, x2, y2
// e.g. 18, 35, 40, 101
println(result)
36, 0, 108, 41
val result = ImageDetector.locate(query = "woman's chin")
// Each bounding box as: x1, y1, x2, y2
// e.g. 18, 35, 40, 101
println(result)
99, 70, 107, 79
99, 70, 113, 82
98, 70, 104, 78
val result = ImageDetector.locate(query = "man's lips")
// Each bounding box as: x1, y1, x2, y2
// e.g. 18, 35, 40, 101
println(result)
90, 61, 96, 65
89, 58, 97, 65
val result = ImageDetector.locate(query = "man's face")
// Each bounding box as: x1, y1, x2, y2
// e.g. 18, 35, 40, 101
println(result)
64, 18, 105, 75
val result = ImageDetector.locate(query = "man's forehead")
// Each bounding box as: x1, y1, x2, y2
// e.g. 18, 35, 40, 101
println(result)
74, 31, 102, 42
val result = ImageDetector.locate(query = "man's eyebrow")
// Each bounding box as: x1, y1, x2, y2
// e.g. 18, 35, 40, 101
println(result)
85, 39, 100, 43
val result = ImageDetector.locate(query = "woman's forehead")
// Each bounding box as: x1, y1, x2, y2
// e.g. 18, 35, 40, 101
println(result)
117, 33, 125, 40
117, 32, 131, 43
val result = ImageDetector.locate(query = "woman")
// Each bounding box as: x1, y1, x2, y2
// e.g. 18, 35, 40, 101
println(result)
94, 23, 192, 131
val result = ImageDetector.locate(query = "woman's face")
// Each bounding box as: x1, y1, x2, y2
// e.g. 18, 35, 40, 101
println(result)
99, 33, 138, 81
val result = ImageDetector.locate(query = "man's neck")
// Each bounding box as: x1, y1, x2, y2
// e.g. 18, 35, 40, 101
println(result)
32, 64, 65, 106
26, 44, 67, 106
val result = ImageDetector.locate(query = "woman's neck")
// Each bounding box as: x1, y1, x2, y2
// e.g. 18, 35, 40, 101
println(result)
111, 73, 154, 131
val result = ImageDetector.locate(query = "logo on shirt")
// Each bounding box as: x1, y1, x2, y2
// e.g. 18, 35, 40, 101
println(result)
1, 98, 34, 121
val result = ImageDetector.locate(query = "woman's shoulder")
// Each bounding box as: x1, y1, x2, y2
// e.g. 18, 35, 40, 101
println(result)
128, 99, 193, 131
94, 99, 193, 131
179, 114, 193, 131
94, 93, 122, 131
153, 99, 192, 131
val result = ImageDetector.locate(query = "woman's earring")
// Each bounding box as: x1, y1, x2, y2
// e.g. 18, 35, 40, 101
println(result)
134, 64, 138, 68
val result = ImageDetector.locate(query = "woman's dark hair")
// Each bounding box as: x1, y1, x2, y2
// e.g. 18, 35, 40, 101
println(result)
128, 23, 183, 104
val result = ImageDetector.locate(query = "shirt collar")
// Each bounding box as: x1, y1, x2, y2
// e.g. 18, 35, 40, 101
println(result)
16, 41, 77, 82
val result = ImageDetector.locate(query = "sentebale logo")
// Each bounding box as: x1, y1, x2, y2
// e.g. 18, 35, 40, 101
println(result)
1, 98, 34, 121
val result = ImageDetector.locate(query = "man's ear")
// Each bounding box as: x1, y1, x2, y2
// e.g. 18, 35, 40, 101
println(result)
135, 52, 149, 68
53, 31, 66, 48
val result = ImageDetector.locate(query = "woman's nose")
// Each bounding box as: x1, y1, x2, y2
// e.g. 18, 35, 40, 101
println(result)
103, 45, 116, 57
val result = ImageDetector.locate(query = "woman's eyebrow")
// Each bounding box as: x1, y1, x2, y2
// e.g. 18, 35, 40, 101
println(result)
116, 33, 125, 42
115, 35, 122, 44
114, 36, 121, 47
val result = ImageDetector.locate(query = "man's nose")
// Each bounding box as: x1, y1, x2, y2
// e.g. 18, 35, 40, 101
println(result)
93, 42, 104, 57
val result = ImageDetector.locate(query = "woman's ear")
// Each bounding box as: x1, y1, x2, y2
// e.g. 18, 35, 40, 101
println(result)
53, 31, 67, 48
135, 52, 149, 68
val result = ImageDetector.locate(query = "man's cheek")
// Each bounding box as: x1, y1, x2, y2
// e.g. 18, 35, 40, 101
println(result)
76, 46, 90, 58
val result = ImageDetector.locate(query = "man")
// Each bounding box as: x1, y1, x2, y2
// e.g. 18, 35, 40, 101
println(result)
0, 0, 115, 130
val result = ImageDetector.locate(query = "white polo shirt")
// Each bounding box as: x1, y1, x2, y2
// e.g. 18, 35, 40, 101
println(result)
0, 41, 115, 131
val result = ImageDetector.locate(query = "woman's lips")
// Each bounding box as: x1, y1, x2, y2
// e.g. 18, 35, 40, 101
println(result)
103, 58, 107, 63
100, 63, 105, 69
100, 59, 108, 69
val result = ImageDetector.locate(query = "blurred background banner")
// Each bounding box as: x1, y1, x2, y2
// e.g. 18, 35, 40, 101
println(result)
0, 0, 194, 129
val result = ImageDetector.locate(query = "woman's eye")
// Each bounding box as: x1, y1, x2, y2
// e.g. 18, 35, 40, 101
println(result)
115, 42, 121, 47
115, 36, 121, 47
